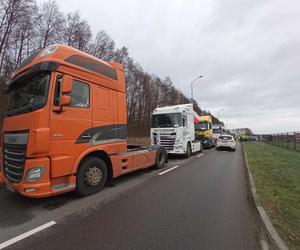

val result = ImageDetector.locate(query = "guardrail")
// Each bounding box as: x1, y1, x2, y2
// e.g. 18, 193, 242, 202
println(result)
264, 132, 300, 152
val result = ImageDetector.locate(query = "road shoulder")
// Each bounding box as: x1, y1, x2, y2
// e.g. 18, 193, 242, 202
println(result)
242, 142, 289, 250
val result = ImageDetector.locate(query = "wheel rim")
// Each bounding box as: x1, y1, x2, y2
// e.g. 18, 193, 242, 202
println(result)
84, 166, 103, 186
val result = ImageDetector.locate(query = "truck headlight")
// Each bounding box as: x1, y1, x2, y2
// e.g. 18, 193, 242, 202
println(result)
26, 167, 45, 182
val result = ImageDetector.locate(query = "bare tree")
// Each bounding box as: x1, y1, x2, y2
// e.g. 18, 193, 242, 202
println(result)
74, 19, 91, 51
36, 0, 65, 48
113, 46, 129, 64
64, 11, 91, 51
9, 1, 37, 70
0, 0, 35, 73
64, 11, 80, 47
89, 30, 115, 61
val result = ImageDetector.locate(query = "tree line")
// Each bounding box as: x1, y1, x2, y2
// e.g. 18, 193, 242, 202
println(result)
0, 0, 222, 134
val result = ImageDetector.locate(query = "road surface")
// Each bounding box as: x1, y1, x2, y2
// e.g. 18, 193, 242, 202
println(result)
0, 143, 259, 250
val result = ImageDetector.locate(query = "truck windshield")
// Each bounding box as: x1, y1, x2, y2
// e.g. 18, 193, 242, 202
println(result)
195, 121, 209, 131
7, 73, 50, 116
152, 113, 183, 128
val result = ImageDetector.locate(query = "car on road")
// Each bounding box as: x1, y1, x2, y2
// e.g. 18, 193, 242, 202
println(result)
216, 135, 236, 151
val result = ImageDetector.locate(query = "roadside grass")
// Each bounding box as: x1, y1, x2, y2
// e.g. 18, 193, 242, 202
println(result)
244, 142, 300, 250
272, 141, 300, 152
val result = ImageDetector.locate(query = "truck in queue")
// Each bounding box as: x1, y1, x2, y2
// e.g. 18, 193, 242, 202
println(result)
212, 124, 223, 143
151, 104, 202, 157
194, 115, 215, 149
0, 44, 167, 198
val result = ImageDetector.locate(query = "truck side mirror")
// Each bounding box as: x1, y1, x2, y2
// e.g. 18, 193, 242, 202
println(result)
61, 75, 73, 94
53, 75, 73, 113
60, 95, 71, 107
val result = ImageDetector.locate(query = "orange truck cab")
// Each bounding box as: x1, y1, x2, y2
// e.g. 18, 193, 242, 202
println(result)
0, 45, 167, 198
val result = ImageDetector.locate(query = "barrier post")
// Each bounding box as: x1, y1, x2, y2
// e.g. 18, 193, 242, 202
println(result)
294, 132, 297, 151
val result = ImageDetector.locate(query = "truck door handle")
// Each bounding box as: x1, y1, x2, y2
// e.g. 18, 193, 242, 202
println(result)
82, 135, 92, 138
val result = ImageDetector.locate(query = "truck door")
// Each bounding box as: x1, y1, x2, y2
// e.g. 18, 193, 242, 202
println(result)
183, 114, 194, 142
50, 74, 92, 155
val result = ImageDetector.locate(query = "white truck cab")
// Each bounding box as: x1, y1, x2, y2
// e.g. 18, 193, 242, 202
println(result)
151, 104, 202, 157
212, 124, 223, 143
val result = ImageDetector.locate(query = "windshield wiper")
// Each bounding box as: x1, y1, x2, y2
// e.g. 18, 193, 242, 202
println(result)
6, 104, 35, 116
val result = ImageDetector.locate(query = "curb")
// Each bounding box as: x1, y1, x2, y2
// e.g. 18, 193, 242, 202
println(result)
242, 142, 289, 250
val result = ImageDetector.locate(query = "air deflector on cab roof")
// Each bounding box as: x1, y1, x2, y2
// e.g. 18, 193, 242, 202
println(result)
65, 55, 118, 80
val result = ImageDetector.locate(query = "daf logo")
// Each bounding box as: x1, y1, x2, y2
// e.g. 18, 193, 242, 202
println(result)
8, 137, 17, 143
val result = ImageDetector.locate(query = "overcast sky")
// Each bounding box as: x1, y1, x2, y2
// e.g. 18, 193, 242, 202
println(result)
57, 0, 300, 134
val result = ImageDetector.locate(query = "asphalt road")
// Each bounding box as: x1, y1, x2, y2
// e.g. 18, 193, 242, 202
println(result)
1, 143, 259, 250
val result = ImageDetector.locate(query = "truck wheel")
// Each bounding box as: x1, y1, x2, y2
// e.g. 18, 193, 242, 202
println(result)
185, 142, 192, 158
155, 147, 167, 169
76, 157, 108, 196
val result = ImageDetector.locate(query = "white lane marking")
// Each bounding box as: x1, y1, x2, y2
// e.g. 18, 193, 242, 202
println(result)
158, 165, 180, 176
0, 221, 56, 250
196, 153, 205, 158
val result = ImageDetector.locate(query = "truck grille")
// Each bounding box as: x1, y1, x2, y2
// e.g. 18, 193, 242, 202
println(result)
3, 144, 27, 183
159, 135, 175, 151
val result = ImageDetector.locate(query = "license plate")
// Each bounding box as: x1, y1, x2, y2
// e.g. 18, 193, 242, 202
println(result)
221, 140, 228, 143
6, 183, 15, 193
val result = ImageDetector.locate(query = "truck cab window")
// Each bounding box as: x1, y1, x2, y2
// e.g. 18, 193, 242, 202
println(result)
183, 115, 188, 127
67, 80, 90, 108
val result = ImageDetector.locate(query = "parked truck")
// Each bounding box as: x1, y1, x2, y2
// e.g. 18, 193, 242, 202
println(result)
0, 44, 167, 198
194, 115, 215, 149
151, 104, 202, 157
212, 124, 223, 143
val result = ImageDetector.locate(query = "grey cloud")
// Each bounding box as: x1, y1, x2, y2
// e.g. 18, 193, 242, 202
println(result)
57, 0, 300, 133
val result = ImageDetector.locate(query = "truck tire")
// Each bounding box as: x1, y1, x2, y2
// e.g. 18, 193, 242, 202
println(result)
76, 157, 108, 196
155, 147, 167, 169
185, 142, 192, 158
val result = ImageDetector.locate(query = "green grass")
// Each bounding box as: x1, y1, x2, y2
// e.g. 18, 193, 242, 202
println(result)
244, 142, 300, 250
272, 141, 300, 152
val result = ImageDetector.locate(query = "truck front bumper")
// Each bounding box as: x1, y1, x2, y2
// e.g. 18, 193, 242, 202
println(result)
1, 157, 76, 198
167, 143, 185, 154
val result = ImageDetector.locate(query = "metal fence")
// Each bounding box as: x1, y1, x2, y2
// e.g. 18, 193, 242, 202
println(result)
265, 132, 300, 152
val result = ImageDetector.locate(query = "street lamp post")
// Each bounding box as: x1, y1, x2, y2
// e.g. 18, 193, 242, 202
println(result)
217, 109, 224, 120
191, 75, 203, 100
